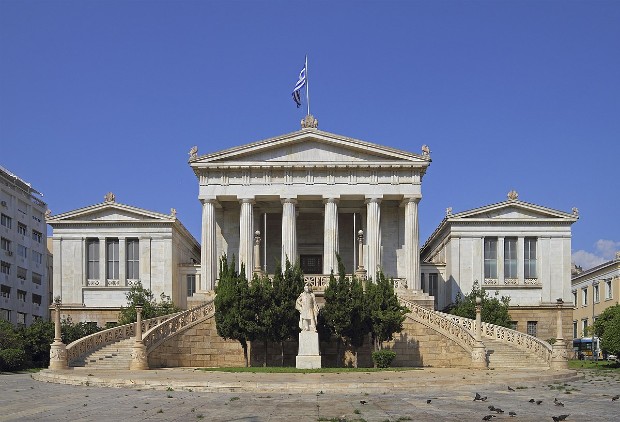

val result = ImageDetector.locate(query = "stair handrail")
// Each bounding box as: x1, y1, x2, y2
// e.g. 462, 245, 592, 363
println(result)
143, 299, 215, 354
432, 310, 553, 363
399, 298, 476, 352
66, 312, 181, 365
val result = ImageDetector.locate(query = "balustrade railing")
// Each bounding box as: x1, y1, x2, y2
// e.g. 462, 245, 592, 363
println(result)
399, 298, 477, 352
66, 313, 180, 365
432, 310, 552, 363
143, 300, 215, 354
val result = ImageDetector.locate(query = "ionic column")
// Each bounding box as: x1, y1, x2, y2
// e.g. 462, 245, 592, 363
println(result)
404, 196, 421, 290
239, 198, 255, 280
281, 198, 298, 266
200, 198, 217, 291
365, 197, 382, 280
323, 198, 339, 274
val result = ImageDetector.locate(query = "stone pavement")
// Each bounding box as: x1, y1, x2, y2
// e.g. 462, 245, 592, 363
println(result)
0, 368, 617, 421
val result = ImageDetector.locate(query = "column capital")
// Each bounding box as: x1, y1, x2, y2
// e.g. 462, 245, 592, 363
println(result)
322, 196, 340, 205
364, 196, 382, 205
281, 197, 298, 205
239, 197, 255, 205
199, 196, 218, 205
402, 195, 422, 205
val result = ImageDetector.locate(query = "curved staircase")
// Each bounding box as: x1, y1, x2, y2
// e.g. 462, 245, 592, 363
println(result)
72, 338, 134, 369
484, 338, 549, 369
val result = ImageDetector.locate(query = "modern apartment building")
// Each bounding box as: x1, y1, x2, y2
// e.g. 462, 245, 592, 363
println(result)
0, 165, 49, 326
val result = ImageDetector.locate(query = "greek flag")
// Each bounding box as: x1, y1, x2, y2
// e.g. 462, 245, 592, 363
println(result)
292, 61, 306, 108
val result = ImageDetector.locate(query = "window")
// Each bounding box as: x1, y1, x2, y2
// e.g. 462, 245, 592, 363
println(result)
524, 238, 537, 278
187, 274, 196, 297
582, 319, 588, 336
32, 293, 42, 306
0, 308, 9, 321
31, 250, 42, 264
1, 261, 10, 275
527, 321, 538, 337
421, 273, 426, 292
1, 237, 10, 253
32, 230, 42, 243
106, 239, 119, 279
17, 289, 26, 302
504, 238, 517, 279
17, 222, 27, 236
484, 237, 497, 279
126, 239, 139, 280
573, 321, 578, 339
572, 291, 577, 306
606, 279, 613, 300
594, 284, 600, 303
32, 272, 42, 285
510, 321, 518, 331
87, 239, 99, 279
1, 284, 10, 298
32, 214, 41, 223
1, 214, 12, 229
17, 311, 26, 326
17, 266, 27, 280
17, 244, 27, 259
428, 273, 438, 307
582, 287, 588, 306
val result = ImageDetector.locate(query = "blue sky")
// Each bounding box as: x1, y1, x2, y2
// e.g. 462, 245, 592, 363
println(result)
1, 1, 618, 270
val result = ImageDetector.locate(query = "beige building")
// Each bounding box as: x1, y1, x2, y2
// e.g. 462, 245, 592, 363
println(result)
420, 192, 578, 341
571, 252, 620, 339
46, 193, 200, 326
189, 117, 432, 293
0, 165, 49, 326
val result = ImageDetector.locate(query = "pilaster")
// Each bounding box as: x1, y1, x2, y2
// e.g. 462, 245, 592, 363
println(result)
98, 236, 106, 282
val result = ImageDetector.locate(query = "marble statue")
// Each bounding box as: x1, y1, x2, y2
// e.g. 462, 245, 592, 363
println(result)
296, 283, 319, 332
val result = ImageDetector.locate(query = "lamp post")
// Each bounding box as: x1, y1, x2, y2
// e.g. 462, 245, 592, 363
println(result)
471, 296, 487, 369
130, 304, 148, 370
550, 298, 569, 370
49, 300, 68, 370
355, 230, 367, 280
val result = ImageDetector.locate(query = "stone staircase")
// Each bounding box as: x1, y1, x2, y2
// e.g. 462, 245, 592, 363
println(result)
484, 337, 549, 369
71, 338, 135, 369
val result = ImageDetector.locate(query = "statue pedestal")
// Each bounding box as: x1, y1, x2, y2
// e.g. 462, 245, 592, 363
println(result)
296, 331, 321, 369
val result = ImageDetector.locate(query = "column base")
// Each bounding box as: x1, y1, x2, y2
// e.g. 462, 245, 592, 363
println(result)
49, 341, 68, 370
130, 343, 149, 370
550, 342, 569, 370
471, 342, 488, 369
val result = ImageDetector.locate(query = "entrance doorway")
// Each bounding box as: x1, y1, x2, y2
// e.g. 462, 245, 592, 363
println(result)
300, 255, 322, 274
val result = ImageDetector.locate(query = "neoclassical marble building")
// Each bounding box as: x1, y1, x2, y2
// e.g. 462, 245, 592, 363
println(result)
189, 116, 431, 292
47, 194, 200, 326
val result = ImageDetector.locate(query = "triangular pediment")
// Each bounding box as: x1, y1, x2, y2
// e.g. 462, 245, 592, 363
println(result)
47, 202, 174, 223
191, 129, 430, 166
452, 200, 577, 220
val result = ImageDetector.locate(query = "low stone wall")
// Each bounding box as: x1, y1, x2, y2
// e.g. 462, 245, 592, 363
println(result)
148, 314, 471, 368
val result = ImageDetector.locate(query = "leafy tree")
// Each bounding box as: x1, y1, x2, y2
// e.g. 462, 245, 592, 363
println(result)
20, 319, 54, 367
117, 281, 181, 325
0, 320, 26, 371
214, 255, 254, 366
594, 304, 620, 356
61, 320, 103, 344
449, 280, 512, 328
365, 271, 409, 351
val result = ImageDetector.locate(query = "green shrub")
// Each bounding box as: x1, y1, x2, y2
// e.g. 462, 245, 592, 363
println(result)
371, 349, 396, 368
0, 348, 27, 371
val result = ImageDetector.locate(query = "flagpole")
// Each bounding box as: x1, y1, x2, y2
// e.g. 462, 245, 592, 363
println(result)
305, 55, 310, 116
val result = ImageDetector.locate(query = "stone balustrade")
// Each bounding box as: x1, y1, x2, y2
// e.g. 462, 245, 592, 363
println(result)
66, 313, 179, 366
143, 300, 215, 354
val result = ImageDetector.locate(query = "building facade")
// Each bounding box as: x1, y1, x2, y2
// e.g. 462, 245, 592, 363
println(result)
0, 165, 49, 326
46, 193, 200, 326
571, 252, 620, 339
420, 191, 578, 341
189, 117, 432, 292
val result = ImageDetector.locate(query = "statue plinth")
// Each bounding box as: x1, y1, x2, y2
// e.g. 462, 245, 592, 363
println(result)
550, 341, 569, 370
296, 331, 321, 369
470, 342, 487, 369
129, 342, 149, 370
49, 341, 68, 370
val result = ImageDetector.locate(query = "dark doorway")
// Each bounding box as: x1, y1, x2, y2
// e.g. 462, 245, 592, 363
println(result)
300, 254, 322, 274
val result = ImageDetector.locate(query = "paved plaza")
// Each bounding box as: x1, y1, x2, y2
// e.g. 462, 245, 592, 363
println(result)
1, 368, 619, 421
